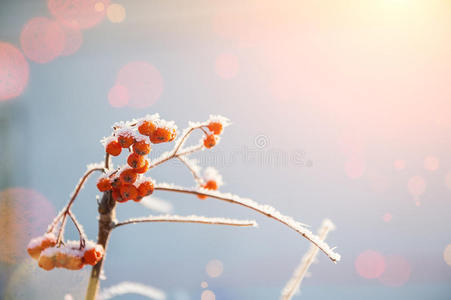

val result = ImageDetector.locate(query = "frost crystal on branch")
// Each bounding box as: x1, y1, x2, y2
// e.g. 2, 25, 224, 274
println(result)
99, 281, 166, 300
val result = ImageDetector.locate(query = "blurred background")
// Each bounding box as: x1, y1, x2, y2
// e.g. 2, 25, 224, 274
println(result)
0, 0, 450, 299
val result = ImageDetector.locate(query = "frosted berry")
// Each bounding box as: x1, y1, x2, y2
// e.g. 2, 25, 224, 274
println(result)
117, 132, 134, 148
150, 127, 173, 144
65, 255, 84, 270
207, 122, 223, 135
112, 188, 125, 203
38, 253, 55, 271
120, 184, 139, 201
133, 140, 151, 155
96, 177, 112, 192
83, 246, 104, 266
134, 159, 150, 174
119, 168, 137, 184
198, 180, 218, 200
127, 152, 146, 169
138, 120, 156, 136
137, 180, 154, 197
27, 234, 57, 260
203, 134, 217, 149
106, 140, 122, 156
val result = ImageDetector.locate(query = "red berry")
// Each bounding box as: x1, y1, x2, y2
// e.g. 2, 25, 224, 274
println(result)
106, 140, 122, 156
117, 132, 134, 148
198, 180, 218, 200
137, 180, 154, 197
150, 127, 174, 144
119, 168, 137, 184
120, 184, 139, 201
127, 152, 146, 169
133, 140, 151, 155
207, 122, 223, 135
96, 177, 112, 192
203, 134, 217, 149
134, 159, 150, 174
138, 120, 156, 136
83, 246, 104, 266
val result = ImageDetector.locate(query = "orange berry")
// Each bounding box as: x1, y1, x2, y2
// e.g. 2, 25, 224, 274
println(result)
138, 120, 156, 136
83, 246, 104, 266
207, 122, 223, 135
38, 254, 55, 271
117, 132, 135, 148
137, 180, 154, 197
106, 140, 122, 156
127, 152, 146, 169
133, 140, 151, 155
111, 177, 121, 189
150, 127, 173, 144
55, 251, 69, 268
112, 188, 125, 203
197, 180, 218, 200
134, 159, 150, 174
119, 168, 137, 184
96, 177, 112, 192
65, 255, 84, 270
27, 234, 57, 260
203, 134, 217, 149
120, 184, 139, 201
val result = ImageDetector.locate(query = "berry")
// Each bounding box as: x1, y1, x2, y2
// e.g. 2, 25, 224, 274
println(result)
55, 251, 69, 268
120, 184, 139, 201
96, 177, 112, 192
83, 246, 104, 266
65, 255, 84, 270
203, 134, 217, 149
127, 152, 146, 169
133, 140, 151, 155
137, 180, 154, 197
117, 132, 134, 148
119, 168, 137, 184
150, 127, 173, 144
198, 180, 218, 200
27, 234, 57, 260
112, 188, 126, 203
105, 140, 122, 156
138, 120, 156, 136
38, 254, 55, 271
134, 159, 150, 174
207, 122, 223, 135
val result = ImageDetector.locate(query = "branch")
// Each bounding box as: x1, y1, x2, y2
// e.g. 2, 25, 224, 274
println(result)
177, 156, 202, 183
113, 214, 258, 229
280, 219, 336, 300
154, 183, 341, 263
98, 281, 165, 300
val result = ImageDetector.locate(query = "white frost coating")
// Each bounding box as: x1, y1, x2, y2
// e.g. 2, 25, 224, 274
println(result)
87, 162, 105, 171
140, 196, 173, 213
27, 233, 56, 249
154, 183, 340, 262
208, 114, 231, 128
202, 167, 223, 186
100, 136, 117, 147
115, 127, 136, 139
280, 219, 336, 300
116, 214, 258, 227
98, 281, 166, 300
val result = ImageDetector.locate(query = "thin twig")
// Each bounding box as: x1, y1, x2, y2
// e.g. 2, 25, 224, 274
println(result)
113, 215, 258, 229
280, 219, 335, 300
68, 210, 86, 249
154, 185, 341, 262
177, 156, 202, 183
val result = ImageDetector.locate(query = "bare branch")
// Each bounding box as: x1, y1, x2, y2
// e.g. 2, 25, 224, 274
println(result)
281, 219, 336, 300
154, 183, 341, 263
113, 214, 258, 229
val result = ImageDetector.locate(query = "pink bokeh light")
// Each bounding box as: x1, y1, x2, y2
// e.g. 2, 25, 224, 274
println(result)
60, 24, 83, 56
393, 159, 406, 171
215, 53, 240, 79
383, 213, 392, 223
20, 17, 65, 64
108, 84, 129, 108
0, 188, 55, 263
355, 250, 386, 279
48, 0, 110, 30
345, 156, 366, 179
0, 42, 29, 101
378, 255, 411, 287
407, 176, 426, 197
115, 61, 164, 108
423, 156, 439, 171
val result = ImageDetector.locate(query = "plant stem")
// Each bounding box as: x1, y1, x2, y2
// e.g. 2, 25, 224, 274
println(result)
85, 190, 116, 300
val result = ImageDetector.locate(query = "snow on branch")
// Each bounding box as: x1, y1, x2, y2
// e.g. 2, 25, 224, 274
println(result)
113, 214, 258, 228
154, 183, 341, 263
280, 219, 336, 300
98, 281, 165, 300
